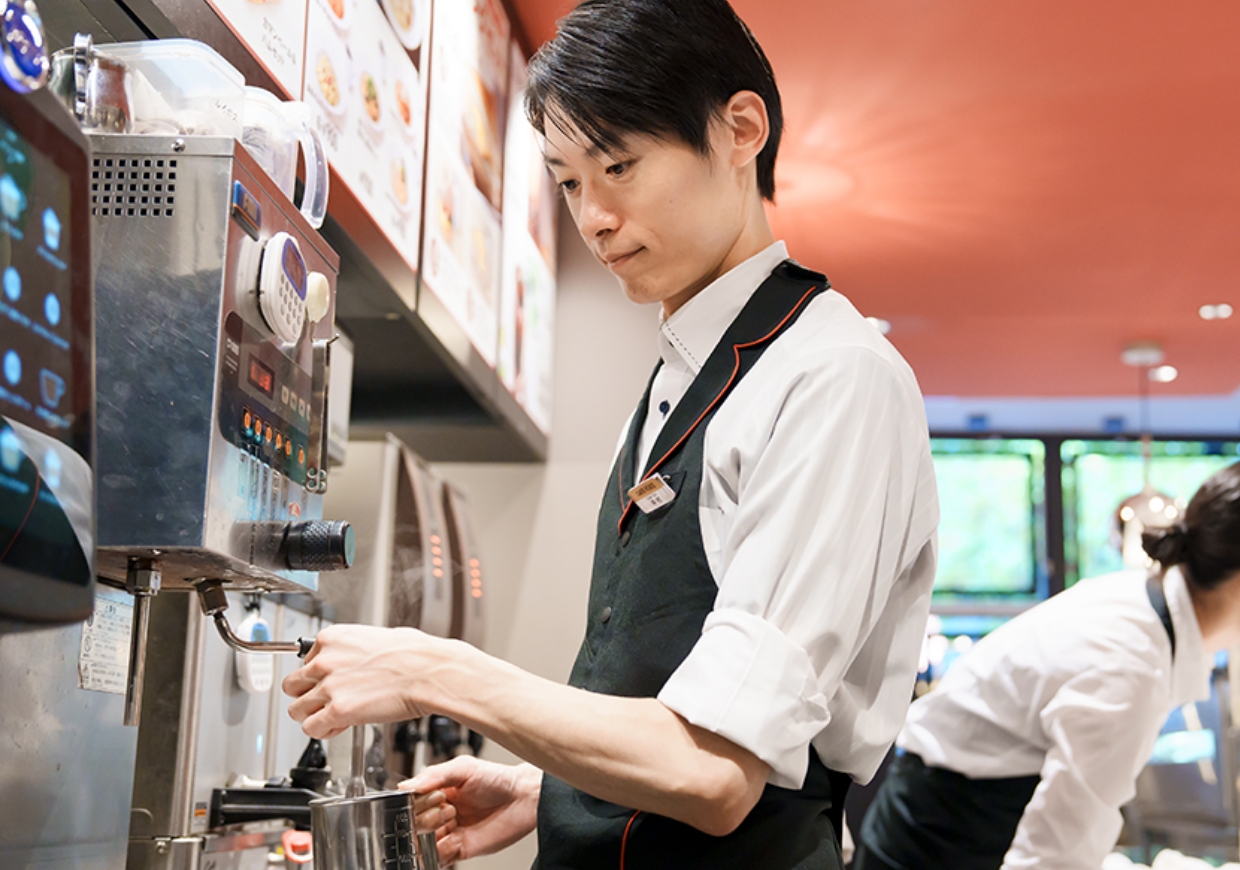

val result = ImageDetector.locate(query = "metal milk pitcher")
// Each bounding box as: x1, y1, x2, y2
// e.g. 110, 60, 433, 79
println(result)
310, 726, 439, 870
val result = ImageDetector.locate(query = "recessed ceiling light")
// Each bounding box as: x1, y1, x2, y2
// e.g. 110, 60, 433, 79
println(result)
866, 317, 892, 335
1149, 365, 1179, 383
1121, 342, 1164, 367
1200, 303, 1234, 320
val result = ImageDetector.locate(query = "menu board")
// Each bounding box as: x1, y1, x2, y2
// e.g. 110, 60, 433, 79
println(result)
303, 0, 430, 306
497, 46, 557, 434
205, 0, 309, 98
421, 0, 511, 365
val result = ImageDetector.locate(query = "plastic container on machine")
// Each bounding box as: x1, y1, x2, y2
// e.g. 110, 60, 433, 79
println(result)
96, 39, 246, 138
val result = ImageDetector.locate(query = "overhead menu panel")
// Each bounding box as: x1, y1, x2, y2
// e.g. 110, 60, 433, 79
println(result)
420, 0, 511, 366
303, 0, 430, 306
497, 44, 556, 435
201, 0, 309, 97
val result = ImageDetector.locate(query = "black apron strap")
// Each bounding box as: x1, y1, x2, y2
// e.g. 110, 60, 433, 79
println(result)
1146, 574, 1177, 658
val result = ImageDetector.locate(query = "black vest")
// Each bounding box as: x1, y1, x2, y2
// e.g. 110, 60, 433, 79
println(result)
534, 261, 850, 870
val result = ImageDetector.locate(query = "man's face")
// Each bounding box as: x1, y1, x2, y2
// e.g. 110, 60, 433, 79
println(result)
543, 118, 750, 314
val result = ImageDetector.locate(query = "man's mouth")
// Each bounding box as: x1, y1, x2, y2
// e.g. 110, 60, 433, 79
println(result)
604, 248, 643, 270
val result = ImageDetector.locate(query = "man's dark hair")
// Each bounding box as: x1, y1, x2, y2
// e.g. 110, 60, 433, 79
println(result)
525, 0, 784, 201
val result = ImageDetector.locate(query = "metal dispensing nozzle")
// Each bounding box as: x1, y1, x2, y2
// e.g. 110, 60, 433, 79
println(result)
195, 580, 314, 657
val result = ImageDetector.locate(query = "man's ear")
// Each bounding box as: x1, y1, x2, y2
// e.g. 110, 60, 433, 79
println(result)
719, 90, 770, 172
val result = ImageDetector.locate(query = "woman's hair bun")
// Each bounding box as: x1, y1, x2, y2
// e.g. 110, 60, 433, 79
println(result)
1143, 523, 1191, 567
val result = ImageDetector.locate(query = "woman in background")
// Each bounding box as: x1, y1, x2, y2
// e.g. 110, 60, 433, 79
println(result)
855, 462, 1240, 870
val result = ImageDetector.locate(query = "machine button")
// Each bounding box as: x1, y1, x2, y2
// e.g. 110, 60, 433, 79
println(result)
305, 271, 332, 324
275, 433, 283, 451
243, 410, 252, 431
297, 447, 305, 465
285, 440, 293, 457
265, 425, 273, 443
600, 606, 612, 624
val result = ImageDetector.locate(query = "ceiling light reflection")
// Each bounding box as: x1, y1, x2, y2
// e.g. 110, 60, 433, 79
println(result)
1149, 365, 1179, 383
1200, 303, 1234, 320
866, 316, 892, 335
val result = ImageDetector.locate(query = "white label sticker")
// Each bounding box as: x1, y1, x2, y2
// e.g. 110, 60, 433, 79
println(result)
628, 475, 677, 514
77, 591, 134, 695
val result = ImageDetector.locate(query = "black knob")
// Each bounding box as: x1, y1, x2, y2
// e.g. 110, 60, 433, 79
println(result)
290, 738, 331, 792
467, 729, 485, 756
282, 521, 355, 572
427, 715, 461, 758
393, 720, 422, 755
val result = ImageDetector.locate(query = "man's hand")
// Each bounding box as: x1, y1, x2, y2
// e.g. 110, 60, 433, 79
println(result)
282, 624, 450, 738
405, 758, 542, 866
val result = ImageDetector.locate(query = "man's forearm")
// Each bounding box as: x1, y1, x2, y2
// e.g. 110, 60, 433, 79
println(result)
420, 639, 769, 836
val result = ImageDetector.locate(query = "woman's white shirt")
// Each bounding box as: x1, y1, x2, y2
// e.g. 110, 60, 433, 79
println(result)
899, 568, 1211, 870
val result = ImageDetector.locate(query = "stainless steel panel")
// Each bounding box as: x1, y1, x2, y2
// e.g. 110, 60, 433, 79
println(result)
129, 593, 206, 843
0, 588, 140, 870
88, 135, 339, 594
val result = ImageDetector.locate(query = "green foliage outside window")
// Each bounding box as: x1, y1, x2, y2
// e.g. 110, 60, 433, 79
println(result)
930, 439, 1046, 601
1062, 440, 1240, 585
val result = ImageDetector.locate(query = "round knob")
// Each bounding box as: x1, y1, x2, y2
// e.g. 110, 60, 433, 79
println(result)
1, 1, 50, 94
305, 271, 331, 324
427, 715, 461, 758
282, 520, 355, 572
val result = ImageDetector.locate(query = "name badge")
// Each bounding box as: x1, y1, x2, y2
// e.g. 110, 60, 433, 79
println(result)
628, 475, 677, 514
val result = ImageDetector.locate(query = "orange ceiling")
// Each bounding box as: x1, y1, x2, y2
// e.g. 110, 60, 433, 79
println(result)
509, 0, 1240, 398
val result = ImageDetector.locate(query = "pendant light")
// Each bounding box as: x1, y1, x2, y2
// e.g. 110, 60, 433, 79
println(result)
1113, 343, 1180, 569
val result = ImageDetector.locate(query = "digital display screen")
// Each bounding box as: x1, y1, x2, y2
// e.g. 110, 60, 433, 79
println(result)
0, 117, 74, 441
0, 104, 93, 599
282, 238, 306, 298
248, 357, 275, 398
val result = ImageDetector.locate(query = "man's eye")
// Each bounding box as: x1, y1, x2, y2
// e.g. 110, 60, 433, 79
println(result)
558, 178, 579, 194
606, 162, 629, 177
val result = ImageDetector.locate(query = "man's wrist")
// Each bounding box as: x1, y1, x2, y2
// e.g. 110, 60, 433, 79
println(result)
418, 634, 485, 724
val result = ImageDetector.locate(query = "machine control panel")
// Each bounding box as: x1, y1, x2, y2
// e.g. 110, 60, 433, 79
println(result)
219, 311, 315, 499
258, 232, 307, 344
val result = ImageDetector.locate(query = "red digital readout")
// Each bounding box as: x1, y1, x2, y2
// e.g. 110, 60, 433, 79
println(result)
248, 358, 275, 397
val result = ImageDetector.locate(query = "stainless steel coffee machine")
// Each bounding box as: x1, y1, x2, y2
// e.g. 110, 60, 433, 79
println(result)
82, 128, 354, 868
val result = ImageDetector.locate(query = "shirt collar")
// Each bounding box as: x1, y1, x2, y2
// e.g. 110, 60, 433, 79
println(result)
656, 241, 789, 375
1164, 566, 1212, 706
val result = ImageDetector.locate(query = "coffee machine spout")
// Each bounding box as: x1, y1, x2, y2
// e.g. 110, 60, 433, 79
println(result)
194, 579, 315, 656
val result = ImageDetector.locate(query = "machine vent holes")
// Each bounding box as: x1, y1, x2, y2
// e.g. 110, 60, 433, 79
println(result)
90, 163, 175, 218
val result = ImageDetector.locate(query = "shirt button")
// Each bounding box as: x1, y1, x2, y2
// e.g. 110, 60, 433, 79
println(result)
620, 530, 631, 547
600, 606, 612, 624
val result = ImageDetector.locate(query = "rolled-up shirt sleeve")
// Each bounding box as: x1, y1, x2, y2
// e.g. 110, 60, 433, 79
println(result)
658, 345, 938, 788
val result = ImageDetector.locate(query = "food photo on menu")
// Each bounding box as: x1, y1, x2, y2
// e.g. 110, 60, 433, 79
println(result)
301, 0, 430, 281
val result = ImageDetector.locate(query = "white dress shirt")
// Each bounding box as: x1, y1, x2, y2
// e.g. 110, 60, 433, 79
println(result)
618, 241, 940, 790
899, 568, 1211, 870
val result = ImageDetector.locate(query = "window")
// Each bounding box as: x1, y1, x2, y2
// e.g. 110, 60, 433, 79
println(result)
1061, 440, 1240, 585
930, 438, 1048, 604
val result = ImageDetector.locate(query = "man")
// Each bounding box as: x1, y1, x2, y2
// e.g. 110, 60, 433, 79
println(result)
283, 1, 939, 866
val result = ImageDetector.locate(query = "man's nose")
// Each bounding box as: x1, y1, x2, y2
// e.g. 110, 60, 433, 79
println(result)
576, 187, 619, 239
